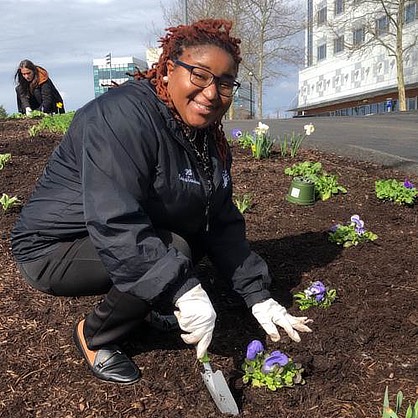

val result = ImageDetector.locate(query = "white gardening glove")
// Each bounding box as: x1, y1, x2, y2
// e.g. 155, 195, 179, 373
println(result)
174, 284, 216, 359
25, 107, 32, 116
252, 298, 313, 342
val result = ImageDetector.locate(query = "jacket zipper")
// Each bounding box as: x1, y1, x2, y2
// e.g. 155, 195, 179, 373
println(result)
175, 129, 214, 232
205, 177, 213, 231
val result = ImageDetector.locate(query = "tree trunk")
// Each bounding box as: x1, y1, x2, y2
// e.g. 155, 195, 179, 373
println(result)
396, 0, 406, 111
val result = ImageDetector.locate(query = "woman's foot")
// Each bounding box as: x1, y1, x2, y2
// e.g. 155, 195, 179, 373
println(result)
73, 319, 140, 384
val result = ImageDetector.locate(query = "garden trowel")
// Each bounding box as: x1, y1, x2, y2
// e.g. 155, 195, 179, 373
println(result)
200, 356, 239, 415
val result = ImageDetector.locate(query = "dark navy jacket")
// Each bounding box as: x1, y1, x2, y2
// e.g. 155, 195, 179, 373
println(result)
11, 79, 271, 307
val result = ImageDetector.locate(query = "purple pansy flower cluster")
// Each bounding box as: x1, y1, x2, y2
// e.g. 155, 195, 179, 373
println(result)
245, 340, 290, 375
350, 214, 365, 235
404, 178, 415, 189
304, 280, 327, 302
231, 128, 243, 139
261, 351, 289, 374
246, 339, 264, 360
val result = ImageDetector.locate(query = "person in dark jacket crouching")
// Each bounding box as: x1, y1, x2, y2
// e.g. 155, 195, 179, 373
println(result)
15, 59, 65, 115
11, 19, 312, 385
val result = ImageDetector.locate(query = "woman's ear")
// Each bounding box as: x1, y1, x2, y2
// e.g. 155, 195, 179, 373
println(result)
166, 59, 175, 78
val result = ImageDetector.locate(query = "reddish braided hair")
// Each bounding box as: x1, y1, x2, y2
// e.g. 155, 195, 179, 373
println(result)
138, 19, 241, 165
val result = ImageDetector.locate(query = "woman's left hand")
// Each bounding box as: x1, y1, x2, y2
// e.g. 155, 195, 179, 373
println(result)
252, 298, 313, 342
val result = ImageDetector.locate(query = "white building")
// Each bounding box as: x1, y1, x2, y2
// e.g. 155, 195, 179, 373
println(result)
93, 56, 148, 97
296, 0, 418, 116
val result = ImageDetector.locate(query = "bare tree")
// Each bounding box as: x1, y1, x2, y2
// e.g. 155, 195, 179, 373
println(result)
327, 0, 417, 111
162, 0, 304, 117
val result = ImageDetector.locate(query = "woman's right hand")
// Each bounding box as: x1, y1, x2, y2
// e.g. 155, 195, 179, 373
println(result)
174, 284, 216, 359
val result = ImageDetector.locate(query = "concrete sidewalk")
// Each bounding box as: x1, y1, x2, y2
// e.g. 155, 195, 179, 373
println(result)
223, 112, 418, 176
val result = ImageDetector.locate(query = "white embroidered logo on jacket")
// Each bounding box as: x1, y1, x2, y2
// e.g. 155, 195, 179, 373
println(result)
221, 170, 230, 188
179, 168, 200, 185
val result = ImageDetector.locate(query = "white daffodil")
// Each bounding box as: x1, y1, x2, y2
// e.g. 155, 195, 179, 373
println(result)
254, 121, 269, 135
304, 123, 315, 136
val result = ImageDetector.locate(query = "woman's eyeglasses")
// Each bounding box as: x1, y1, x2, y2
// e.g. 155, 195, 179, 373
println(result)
174, 60, 240, 98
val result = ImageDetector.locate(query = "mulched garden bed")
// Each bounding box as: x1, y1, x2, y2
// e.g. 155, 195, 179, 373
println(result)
0, 118, 416, 418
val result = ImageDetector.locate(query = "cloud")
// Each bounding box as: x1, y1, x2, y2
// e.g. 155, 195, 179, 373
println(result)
0, 0, 170, 113
0, 0, 300, 118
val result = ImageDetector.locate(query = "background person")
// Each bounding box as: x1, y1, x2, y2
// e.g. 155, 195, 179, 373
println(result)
14, 59, 65, 115
11, 19, 312, 385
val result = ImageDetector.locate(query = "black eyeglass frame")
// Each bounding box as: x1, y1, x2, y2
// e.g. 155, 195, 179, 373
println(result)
173, 59, 241, 97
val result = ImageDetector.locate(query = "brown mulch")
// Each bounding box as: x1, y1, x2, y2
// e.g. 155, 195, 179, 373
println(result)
0, 118, 417, 418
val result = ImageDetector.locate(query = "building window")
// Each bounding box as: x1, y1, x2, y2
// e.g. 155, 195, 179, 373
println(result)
317, 6, 327, 26
405, 2, 417, 24
407, 97, 417, 110
353, 26, 365, 46
334, 35, 344, 53
334, 0, 344, 15
317, 43, 327, 61
375, 15, 389, 36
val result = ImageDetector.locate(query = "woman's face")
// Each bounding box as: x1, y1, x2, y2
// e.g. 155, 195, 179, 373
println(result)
166, 45, 238, 129
20, 67, 34, 82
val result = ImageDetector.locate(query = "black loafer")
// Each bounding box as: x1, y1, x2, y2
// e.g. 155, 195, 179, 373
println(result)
73, 319, 140, 385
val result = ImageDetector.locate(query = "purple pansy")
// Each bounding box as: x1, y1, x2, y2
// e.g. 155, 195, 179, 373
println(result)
351, 214, 365, 235
262, 351, 289, 373
329, 224, 340, 232
305, 280, 327, 302
246, 339, 264, 360
231, 128, 243, 139
404, 178, 415, 189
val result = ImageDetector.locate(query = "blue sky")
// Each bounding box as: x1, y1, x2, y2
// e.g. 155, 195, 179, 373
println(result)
0, 0, 299, 118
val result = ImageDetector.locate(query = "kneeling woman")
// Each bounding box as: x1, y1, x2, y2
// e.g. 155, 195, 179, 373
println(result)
11, 19, 312, 385
14, 59, 65, 115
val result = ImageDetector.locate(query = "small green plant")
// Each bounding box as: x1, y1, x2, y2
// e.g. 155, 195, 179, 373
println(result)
7, 112, 26, 119
328, 214, 378, 247
382, 386, 418, 418
375, 178, 417, 205
278, 123, 315, 158
229, 128, 254, 150
0, 153, 11, 170
238, 131, 254, 149
234, 193, 253, 213
242, 340, 304, 391
0, 193, 20, 211
27, 110, 48, 118
284, 161, 347, 201
28, 112, 75, 137
7, 110, 47, 119
0, 105, 7, 119
294, 280, 337, 311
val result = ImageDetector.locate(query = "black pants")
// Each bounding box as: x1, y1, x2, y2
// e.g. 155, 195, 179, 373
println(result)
17, 231, 200, 350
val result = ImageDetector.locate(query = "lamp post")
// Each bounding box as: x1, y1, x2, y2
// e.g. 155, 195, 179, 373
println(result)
248, 71, 254, 119
105, 52, 112, 85
183, 0, 188, 24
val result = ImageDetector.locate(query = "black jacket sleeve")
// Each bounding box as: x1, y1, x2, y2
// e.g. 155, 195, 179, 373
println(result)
15, 85, 30, 111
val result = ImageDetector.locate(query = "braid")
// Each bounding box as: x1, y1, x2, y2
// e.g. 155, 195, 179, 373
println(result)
138, 19, 241, 166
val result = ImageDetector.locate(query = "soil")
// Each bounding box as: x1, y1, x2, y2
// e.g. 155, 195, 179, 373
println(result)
0, 118, 417, 418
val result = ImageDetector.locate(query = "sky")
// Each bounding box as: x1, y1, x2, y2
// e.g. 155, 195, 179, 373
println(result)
0, 0, 299, 118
